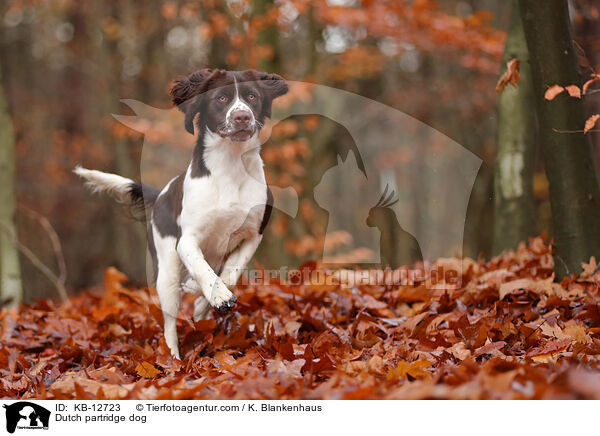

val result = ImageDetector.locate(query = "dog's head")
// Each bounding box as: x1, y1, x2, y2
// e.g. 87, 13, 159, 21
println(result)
170, 69, 288, 142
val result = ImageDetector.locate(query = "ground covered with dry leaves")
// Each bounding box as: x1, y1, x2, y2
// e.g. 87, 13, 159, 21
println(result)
3, 236, 600, 399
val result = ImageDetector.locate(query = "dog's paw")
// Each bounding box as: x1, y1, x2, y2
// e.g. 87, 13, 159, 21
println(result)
210, 281, 237, 312
165, 333, 181, 360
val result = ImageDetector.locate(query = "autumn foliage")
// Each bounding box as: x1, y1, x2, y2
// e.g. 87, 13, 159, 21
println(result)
543, 72, 600, 133
2, 236, 600, 399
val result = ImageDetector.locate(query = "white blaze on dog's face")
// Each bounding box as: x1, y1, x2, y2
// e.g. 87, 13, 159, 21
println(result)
170, 69, 289, 142
219, 78, 258, 141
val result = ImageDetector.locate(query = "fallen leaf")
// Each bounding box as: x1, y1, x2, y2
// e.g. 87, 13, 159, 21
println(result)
5, 236, 600, 400
136, 362, 161, 379
499, 276, 554, 299
386, 360, 432, 381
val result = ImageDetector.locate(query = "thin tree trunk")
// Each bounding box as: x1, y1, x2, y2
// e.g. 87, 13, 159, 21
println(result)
493, 0, 536, 254
207, 2, 230, 70
110, 0, 146, 280
0, 64, 23, 307
252, 0, 279, 72
519, 0, 600, 277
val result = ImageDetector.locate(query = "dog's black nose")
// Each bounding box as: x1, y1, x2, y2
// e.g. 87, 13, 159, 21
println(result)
232, 110, 251, 126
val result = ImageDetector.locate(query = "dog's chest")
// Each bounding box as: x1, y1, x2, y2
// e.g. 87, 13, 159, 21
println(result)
179, 158, 266, 261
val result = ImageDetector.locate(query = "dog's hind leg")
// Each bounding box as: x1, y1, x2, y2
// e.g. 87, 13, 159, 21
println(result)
193, 297, 211, 321
154, 230, 183, 359
182, 277, 211, 321
220, 234, 262, 287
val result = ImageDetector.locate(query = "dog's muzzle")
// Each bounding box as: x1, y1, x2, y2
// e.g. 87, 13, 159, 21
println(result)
219, 109, 256, 141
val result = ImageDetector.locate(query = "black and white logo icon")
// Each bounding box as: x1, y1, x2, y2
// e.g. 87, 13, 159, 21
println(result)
2, 402, 50, 434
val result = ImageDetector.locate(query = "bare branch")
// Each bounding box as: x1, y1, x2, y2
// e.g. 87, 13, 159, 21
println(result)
552, 128, 600, 133
0, 222, 69, 304
18, 205, 67, 285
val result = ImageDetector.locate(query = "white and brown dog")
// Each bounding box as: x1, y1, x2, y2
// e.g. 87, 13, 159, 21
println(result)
75, 69, 288, 358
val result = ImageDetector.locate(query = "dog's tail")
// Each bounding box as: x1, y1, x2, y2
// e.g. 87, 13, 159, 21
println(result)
74, 166, 160, 219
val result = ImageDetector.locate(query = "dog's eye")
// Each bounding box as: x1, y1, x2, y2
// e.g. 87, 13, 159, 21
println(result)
247, 93, 256, 101
218, 95, 228, 102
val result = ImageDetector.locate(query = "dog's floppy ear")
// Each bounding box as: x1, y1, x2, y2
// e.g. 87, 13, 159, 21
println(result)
170, 68, 224, 134
258, 72, 289, 100
170, 69, 211, 107
253, 71, 288, 119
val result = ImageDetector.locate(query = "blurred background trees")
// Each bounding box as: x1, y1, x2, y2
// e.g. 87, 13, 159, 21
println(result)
0, 0, 598, 301
0, 61, 22, 307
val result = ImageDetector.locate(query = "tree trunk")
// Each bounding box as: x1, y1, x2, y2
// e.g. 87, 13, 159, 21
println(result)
493, 0, 536, 254
519, 0, 600, 277
252, 0, 279, 72
207, 2, 230, 70
110, 0, 146, 280
0, 64, 23, 307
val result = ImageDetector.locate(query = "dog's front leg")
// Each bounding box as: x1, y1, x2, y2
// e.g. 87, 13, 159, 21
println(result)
177, 234, 237, 312
220, 234, 263, 288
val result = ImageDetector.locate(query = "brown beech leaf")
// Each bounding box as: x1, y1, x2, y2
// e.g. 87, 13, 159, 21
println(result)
50, 374, 130, 398
583, 74, 600, 94
499, 276, 554, 299
580, 257, 599, 279
367, 355, 386, 375
136, 361, 161, 379
5, 235, 600, 400
584, 114, 599, 133
565, 85, 581, 98
496, 58, 520, 93
544, 85, 565, 100
386, 360, 432, 381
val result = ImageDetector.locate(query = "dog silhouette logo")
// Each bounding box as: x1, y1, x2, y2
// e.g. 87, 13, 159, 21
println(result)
2, 402, 50, 433
117, 81, 482, 280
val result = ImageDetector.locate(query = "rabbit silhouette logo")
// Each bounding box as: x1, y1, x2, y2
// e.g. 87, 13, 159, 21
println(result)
2, 402, 50, 433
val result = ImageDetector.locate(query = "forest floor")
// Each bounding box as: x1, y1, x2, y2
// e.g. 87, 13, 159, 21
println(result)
2, 236, 600, 399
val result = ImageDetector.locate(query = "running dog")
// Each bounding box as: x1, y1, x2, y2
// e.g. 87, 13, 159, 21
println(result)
75, 69, 288, 358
